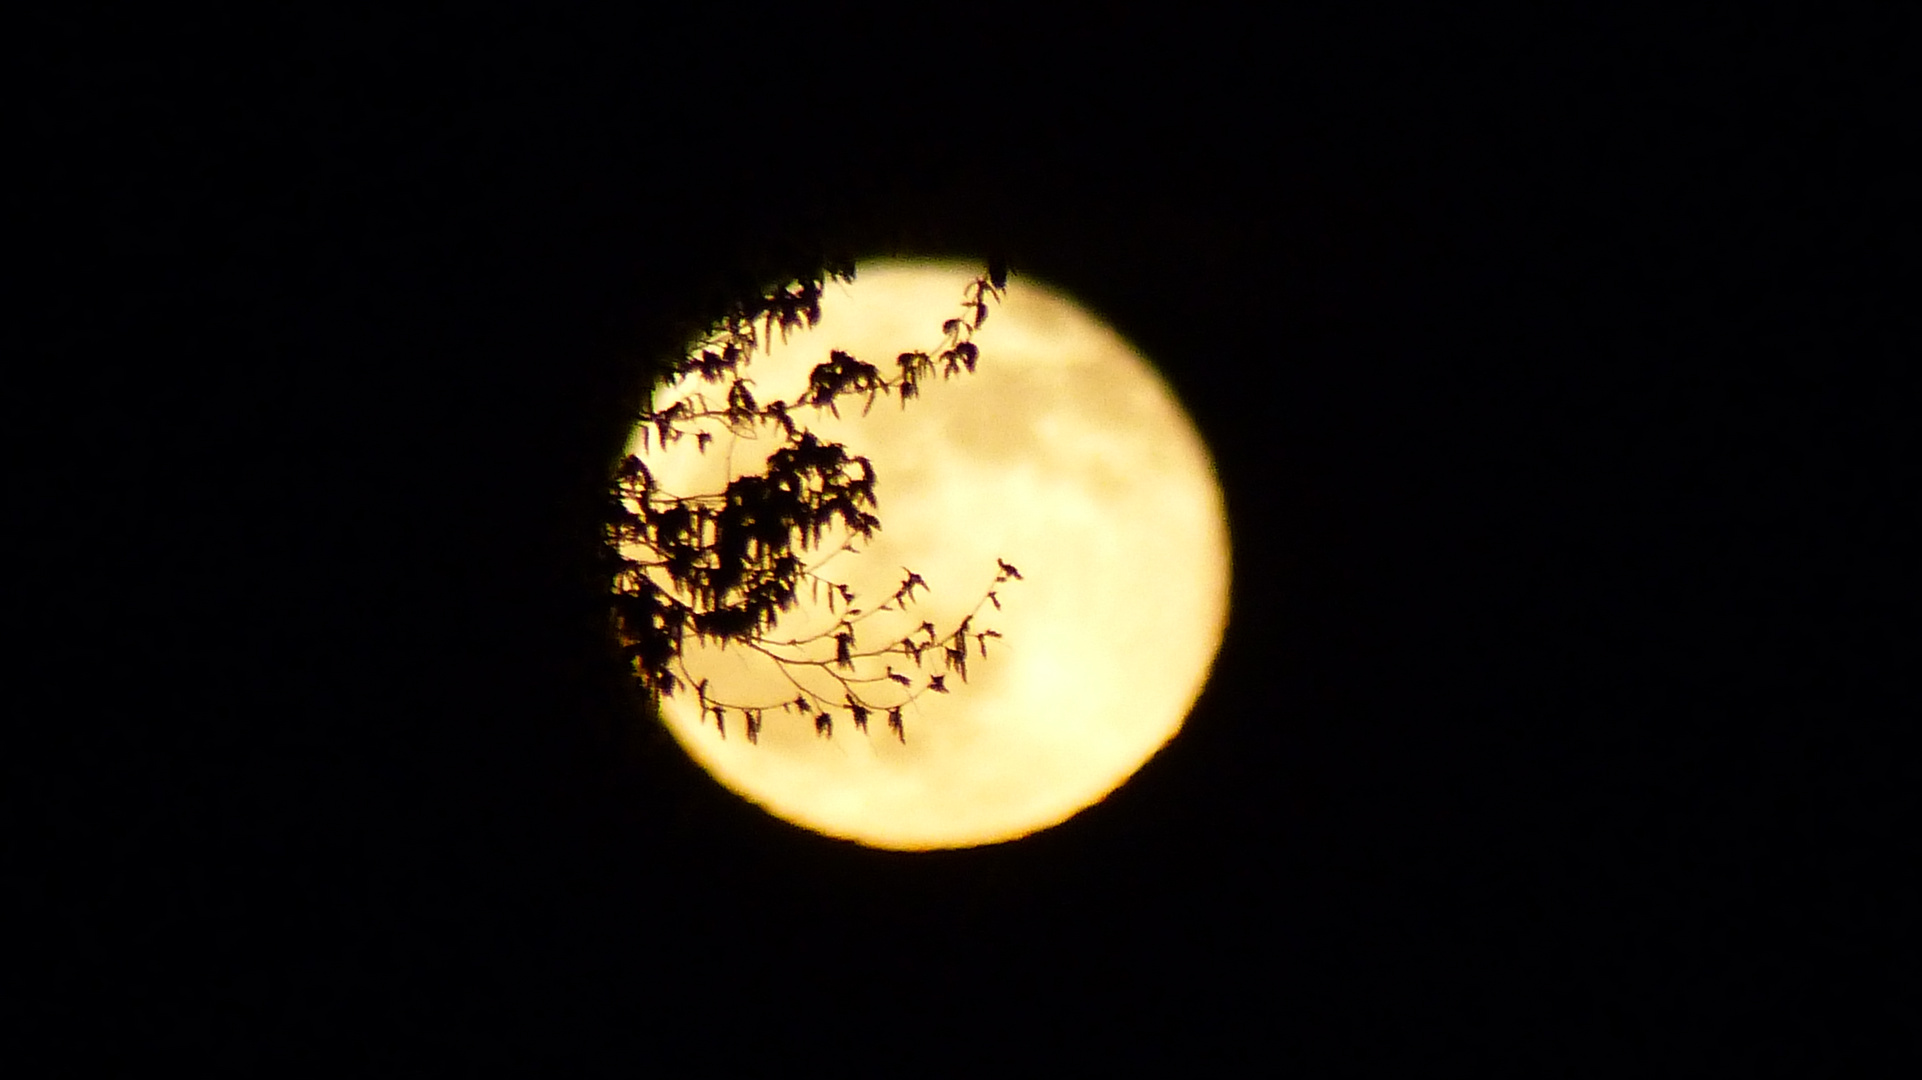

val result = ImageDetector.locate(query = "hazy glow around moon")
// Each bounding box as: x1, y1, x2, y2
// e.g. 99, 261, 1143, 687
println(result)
629, 260, 1230, 849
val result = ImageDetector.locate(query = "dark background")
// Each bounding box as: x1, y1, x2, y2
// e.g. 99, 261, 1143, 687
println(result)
40, 13, 1898, 1070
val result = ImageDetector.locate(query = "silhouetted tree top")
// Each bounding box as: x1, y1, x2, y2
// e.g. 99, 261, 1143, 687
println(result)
607, 259, 1018, 744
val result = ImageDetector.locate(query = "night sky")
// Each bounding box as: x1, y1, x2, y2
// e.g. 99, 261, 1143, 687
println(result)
43, 15, 1896, 1070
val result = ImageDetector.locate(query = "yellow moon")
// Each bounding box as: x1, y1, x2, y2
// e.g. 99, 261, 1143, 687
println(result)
629, 259, 1230, 849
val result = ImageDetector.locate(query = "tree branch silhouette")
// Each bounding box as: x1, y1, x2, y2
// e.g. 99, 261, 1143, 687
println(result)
608, 262, 1018, 744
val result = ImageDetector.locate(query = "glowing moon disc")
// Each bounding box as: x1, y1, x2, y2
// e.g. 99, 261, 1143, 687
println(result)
630, 260, 1230, 849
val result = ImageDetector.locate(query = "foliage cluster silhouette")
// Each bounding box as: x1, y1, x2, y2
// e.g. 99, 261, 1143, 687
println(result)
609, 260, 1019, 744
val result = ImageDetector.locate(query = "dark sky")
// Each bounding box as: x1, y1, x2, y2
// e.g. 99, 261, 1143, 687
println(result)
45, 15, 1896, 1070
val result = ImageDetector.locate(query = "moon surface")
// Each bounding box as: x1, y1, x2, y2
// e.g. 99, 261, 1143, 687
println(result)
629, 259, 1230, 849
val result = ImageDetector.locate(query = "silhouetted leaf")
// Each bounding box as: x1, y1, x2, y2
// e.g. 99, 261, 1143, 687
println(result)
977, 629, 1001, 658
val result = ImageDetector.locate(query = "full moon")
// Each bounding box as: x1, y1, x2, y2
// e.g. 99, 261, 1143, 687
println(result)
627, 259, 1230, 849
